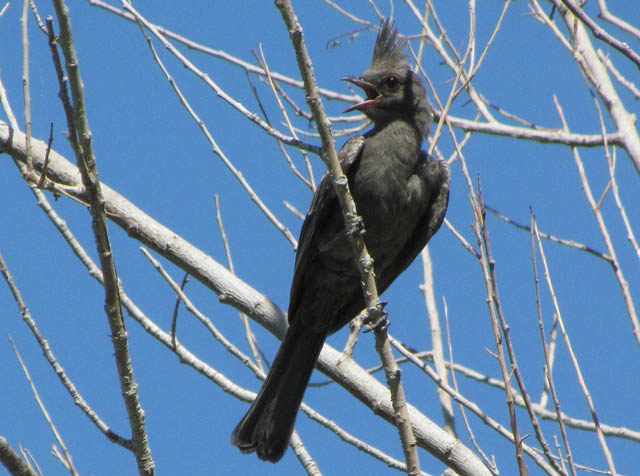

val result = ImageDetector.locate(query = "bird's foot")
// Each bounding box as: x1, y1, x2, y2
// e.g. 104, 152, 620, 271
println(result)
345, 215, 365, 237
363, 301, 389, 333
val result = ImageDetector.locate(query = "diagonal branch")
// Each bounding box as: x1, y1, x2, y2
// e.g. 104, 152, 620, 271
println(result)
0, 436, 39, 476
274, 2, 422, 474
49, 2, 154, 475
8, 336, 79, 476
549, 0, 640, 175
559, 0, 640, 70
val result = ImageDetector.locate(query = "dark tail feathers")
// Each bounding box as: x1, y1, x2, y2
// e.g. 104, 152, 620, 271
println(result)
231, 321, 326, 462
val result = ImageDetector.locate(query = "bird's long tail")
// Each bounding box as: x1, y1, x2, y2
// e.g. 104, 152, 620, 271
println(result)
231, 320, 327, 462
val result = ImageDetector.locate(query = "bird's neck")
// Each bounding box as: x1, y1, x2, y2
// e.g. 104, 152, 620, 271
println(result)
368, 117, 424, 164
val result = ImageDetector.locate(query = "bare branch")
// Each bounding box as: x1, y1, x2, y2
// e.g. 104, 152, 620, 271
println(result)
89, 0, 360, 104
530, 212, 578, 476
0, 231, 131, 448
275, 2, 420, 472
554, 95, 640, 348
551, 0, 640, 175
21, 0, 33, 172
388, 336, 562, 475
49, 3, 154, 473
421, 247, 456, 436
596, 0, 640, 40
122, 3, 298, 247
0, 436, 39, 476
472, 185, 530, 476
108, 1, 322, 157
215, 196, 265, 372
597, 49, 640, 99
558, 0, 640, 70
550, 95, 619, 475
8, 336, 79, 476
485, 205, 611, 262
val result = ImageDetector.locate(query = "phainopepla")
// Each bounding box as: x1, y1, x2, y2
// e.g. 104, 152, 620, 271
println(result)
231, 18, 450, 463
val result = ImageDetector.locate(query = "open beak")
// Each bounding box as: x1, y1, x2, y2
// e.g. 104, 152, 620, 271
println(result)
342, 77, 380, 113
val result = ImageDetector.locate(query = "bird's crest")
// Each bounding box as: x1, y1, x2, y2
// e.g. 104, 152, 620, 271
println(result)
371, 19, 409, 71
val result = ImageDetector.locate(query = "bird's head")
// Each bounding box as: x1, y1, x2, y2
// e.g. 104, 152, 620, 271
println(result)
343, 19, 431, 137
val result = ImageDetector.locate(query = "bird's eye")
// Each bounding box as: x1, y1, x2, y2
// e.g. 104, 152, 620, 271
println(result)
383, 76, 399, 89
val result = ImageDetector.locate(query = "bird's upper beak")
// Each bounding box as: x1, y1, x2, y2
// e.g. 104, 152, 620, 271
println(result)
342, 77, 380, 113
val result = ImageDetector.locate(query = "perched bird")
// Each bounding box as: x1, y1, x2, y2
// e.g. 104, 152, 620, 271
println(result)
231, 19, 450, 463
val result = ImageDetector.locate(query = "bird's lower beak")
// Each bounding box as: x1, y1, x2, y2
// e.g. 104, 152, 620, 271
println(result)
342, 77, 380, 113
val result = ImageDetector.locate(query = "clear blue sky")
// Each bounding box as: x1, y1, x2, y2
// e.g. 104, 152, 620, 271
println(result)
1, 1, 639, 475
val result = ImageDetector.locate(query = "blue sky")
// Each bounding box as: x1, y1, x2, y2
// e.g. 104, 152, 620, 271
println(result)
1, 1, 639, 475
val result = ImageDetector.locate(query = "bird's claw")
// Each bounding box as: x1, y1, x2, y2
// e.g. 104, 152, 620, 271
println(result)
345, 216, 365, 237
363, 301, 389, 333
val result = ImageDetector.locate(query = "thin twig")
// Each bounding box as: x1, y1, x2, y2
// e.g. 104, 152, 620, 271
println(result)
550, 0, 640, 175
478, 91, 542, 129
247, 54, 314, 191
587, 80, 640, 263
284, 200, 305, 221
443, 299, 498, 473
36, 122, 53, 188
27, 0, 46, 34
113, 1, 322, 157
555, 95, 640, 348
122, 2, 297, 247
472, 184, 529, 476
530, 212, 578, 476
140, 247, 264, 377
427, 44, 471, 156
0, 2, 10, 20
8, 336, 79, 476
91, 0, 360, 103
0, 68, 19, 130
549, 96, 619, 476
605, 148, 640, 261
559, 0, 640, 70
404, 0, 495, 122
443, 218, 480, 259
463, 0, 512, 91
388, 335, 561, 475
288, 431, 323, 476
256, 46, 316, 191
18, 447, 42, 476
21, 0, 32, 170
170, 273, 189, 350
596, 0, 640, 40
539, 315, 559, 409
0, 235, 132, 448
420, 247, 455, 436
485, 205, 611, 262
214, 195, 264, 372
597, 49, 640, 99
482, 191, 565, 474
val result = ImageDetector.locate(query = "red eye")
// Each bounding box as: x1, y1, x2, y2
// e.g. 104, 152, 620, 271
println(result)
384, 76, 399, 89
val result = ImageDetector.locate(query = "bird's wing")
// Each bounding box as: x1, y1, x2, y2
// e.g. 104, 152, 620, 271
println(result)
288, 136, 365, 324
377, 155, 450, 293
